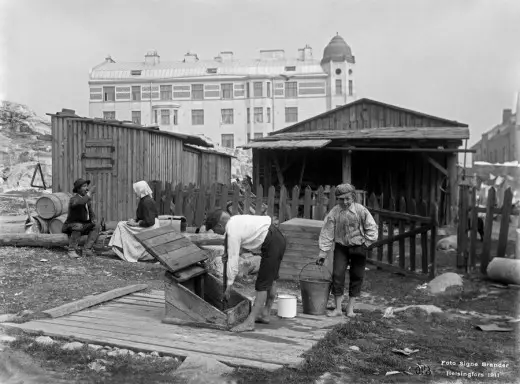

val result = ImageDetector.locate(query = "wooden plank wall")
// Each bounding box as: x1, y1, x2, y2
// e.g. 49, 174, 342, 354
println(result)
290, 101, 462, 132
51, 116, 231, 222
182, 148, 201, 186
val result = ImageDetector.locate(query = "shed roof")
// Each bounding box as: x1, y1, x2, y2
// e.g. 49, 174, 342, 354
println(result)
258, 127, 469, 142
270, 98, 468, 136
184, 144, 236, 158
47, 112, 213, 148
242, 139, 331, 150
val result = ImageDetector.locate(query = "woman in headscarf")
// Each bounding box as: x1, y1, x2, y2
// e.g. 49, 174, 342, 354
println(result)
108, 181, 160, 262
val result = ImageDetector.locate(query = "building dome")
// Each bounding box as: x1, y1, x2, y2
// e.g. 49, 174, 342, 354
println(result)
321, 34, 355, 64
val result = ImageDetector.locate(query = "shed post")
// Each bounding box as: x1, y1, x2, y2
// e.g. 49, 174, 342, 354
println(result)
447, 153, 458, 224
342, 151, 352, 183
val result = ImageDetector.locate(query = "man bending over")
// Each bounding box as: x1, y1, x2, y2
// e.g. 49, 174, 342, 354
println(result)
205, 209, 286, 332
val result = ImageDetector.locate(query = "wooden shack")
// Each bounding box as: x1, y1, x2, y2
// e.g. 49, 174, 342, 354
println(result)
49, 109, 232, 222
243, 98, 472, 225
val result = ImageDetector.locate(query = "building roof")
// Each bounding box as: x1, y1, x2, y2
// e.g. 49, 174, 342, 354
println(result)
321, 34, 355, 65
270, 97, 468, 136
89, 58, 328, 81
242, 139, 331, 150
255, 126, 469, 144
47, 110, 214, 148
184, 144, 236, 158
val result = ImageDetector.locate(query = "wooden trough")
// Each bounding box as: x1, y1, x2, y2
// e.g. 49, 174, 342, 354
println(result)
135, 226, 251, 330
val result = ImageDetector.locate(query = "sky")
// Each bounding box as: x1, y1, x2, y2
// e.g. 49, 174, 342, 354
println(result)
1, 0, 519, 148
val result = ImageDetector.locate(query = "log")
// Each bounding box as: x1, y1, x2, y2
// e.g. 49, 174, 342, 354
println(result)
487, 257, 520, 285
42, 284, 148, 318
0, 233, 111, 248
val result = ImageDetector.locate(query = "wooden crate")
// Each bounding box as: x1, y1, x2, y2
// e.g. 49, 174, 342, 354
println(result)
279, 218, 333, 281
163, 271, 251, 330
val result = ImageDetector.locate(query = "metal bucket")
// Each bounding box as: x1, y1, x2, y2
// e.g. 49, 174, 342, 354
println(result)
299, 262, 332, 316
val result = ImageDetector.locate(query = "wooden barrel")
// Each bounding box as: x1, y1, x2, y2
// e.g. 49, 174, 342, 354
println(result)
25, 215, 50, 234
49, 214, 68, 234
35, 192, 72, 219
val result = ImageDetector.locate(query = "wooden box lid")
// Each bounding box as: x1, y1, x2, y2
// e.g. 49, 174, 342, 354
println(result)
135, 226, 208, 273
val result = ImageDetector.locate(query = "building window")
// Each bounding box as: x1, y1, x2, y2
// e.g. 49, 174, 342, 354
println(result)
285, 107, 298, 123
246, 83, 250, 98
221, 109, 234, 124
192, 109, 204, 125
267, 82, 271, 98
173, 110, 178, 125
247, 108, 250, 123
254, 107, 263, 123
221, 134, 234, 149
254, 133, 263, 139
191, 84, 204, 100
161, 109, 170, 125
103, 111, 115, 120
267, 107, 271, 123
131, 86, 141, 101
335, 79, 342, 95
348, 80, 353, 96
285, 82, 297, 98
253, 82, 263, 98
160, 85, 172, 100
131, 111, 141, 124
221, 83, 233, 99
103, 87, 115, 102
154, 110, 158, 124
503, 147, 507, 162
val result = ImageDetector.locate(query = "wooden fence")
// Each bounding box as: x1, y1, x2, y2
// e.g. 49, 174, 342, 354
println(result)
458, 184, 519, 274
148, 181, 439, 278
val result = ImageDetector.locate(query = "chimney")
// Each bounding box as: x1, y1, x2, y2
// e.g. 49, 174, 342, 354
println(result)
502, 109, 512, 124
105, 55, 115, 63
297, 48, 304, 61
145, 50, 160, 65
303, 44, 313, 60
220, 51, 233, 61
183, 52, 199, 63
259, 49, 285, 60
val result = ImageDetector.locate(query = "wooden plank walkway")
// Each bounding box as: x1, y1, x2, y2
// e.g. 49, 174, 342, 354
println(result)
4, 290, 345, 371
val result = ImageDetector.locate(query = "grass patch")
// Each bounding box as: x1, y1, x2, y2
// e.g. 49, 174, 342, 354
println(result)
8, 333, 183, 384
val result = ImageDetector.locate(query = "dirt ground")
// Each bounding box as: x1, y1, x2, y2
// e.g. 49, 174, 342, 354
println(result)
0, 191, 519, 383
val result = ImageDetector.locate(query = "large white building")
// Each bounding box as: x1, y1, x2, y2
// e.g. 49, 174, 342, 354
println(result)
88, 34, 357, 148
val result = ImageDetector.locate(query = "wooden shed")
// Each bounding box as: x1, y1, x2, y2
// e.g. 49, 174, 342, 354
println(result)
243, 98, 473, 225
49, 109, 232, 222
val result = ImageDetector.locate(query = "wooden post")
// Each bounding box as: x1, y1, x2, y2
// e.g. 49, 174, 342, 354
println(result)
469, 187, 478, 270
342, 152, 352, 183
481, 187, 496, 274
457, 184, 469, 270
429, 203, 438, 279
447, 153, 458, 225
497, 188, 513, 258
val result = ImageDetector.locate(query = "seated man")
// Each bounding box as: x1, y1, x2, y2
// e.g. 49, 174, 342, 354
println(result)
62, 178, 100, 258
205, 209, 286, 332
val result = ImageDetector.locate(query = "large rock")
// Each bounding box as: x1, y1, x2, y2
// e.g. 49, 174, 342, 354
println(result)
175, 355, 234, 383
427, 272, 463, 295
436, 235, 457, 252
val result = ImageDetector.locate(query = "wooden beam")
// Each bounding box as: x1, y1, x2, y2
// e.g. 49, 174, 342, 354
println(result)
42, 284, 148, 318
272, 153, 285, 185
447, 153, 458, 224
342, 152, 352, 183
298, 154, 307, 187
422, 154, 448, 176
327, 147, 475, 153
367, 225, 432, 249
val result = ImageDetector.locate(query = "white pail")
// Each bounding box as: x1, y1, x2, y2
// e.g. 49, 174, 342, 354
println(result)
277, 294, 297, 318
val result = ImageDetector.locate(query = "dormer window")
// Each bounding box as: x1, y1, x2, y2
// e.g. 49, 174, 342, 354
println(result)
131, 70, 142, 76
206, 68, 218, 74
284, 66, 296, 71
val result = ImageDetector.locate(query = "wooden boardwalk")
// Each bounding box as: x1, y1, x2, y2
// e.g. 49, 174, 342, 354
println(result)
5, 290, 345, 370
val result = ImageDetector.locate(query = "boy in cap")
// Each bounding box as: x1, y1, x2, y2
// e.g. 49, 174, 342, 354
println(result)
317, 183, 378, 317
62, 178, 100, 258
204, 209, 286, 332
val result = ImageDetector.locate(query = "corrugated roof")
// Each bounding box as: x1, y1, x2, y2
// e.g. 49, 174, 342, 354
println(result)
184, 144, 235, 158
241, 139, 332, 150
258, 127, 470, 141
47, 113, 213, 148
90, 59, 327, 80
